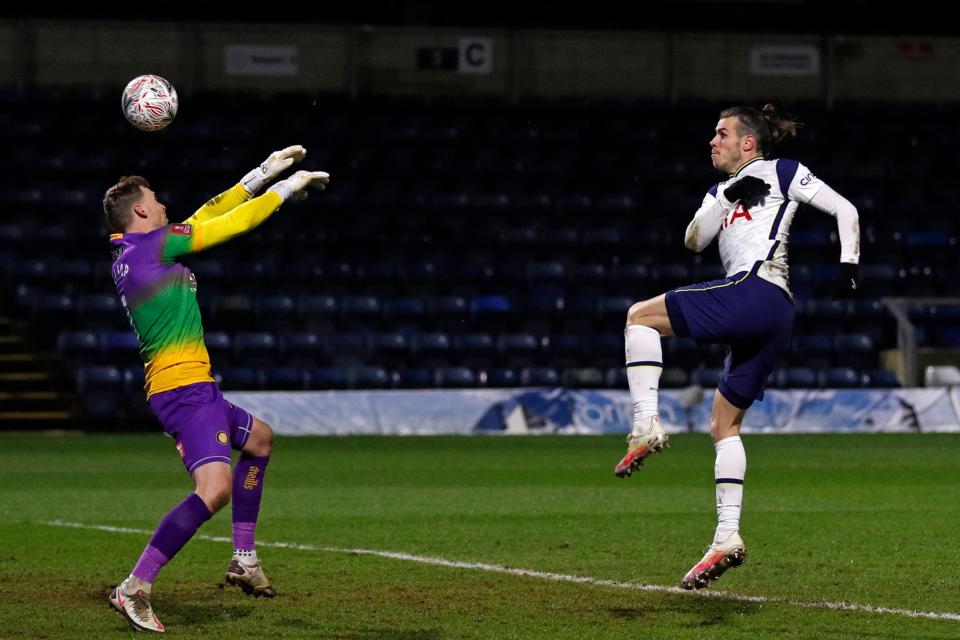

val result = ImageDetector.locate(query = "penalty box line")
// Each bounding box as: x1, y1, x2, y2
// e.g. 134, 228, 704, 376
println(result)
44, 519, 960, 623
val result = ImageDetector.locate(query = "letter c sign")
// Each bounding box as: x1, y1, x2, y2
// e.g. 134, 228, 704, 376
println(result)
458, 37, 493, 74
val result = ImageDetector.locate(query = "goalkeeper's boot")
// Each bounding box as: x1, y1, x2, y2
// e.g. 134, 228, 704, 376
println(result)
109, 578, 165, 633
225, 556, 276, 597
681, 532, 746, 590
614, 416, 669, 478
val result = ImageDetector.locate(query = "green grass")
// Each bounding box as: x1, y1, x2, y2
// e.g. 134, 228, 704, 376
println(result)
1, 432, 959, 639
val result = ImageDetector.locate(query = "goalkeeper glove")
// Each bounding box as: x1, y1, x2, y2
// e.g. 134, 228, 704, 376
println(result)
268, 170, 330, 202
241, 145, 307, 195
723, 175, 770, 203
830, 262, 860, 299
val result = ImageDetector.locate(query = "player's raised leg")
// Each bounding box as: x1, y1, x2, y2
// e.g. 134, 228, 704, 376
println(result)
225, 415, 276, 597
682, 390, 748, 589
615, 294, 673, 478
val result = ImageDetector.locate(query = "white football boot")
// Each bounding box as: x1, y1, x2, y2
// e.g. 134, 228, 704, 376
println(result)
614, 416, 669, 478
681, 532, 747, 590
225, 556, 276, 598
109, 578, 165, 633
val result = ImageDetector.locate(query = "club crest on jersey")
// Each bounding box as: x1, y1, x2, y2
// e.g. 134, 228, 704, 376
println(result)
217, 431, 229, 445
171, 224, 192, 235
722, 203, 753, 229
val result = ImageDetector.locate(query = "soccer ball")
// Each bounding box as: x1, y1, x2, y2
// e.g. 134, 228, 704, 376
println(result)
122, 74, 179, 131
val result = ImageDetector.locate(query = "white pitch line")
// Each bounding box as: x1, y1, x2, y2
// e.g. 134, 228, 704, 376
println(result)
44, 520, 960, 623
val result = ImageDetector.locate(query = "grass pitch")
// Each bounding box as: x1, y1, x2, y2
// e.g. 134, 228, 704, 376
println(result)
1, 431, 959, 639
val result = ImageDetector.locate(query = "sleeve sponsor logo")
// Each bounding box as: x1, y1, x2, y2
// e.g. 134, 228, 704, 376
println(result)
171, 224, 193, 235
799, 172, 818, 186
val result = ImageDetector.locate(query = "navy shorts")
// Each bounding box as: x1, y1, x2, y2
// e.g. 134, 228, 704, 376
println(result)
665, 271, 794, 409
148, 382, 254, 475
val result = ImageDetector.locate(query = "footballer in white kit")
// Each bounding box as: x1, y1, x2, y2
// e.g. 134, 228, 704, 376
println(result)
613, 105, 860, 590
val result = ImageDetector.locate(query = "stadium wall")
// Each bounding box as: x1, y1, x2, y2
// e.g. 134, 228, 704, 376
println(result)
3, 20, 960, 102
221, 388, 960, 436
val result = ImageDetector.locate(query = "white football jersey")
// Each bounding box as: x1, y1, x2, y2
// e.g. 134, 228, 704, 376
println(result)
693, 157, 824, 296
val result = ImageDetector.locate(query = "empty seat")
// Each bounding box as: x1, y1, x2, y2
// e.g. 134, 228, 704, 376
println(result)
261, 367, 305, 390
819, 367, 860, 388
435, 366, 477, 388
306, 366, 349, 390
777, 367, 819, 388
352, 366, 390, 389
216, 367, 261, 390
483, 367, 519, 387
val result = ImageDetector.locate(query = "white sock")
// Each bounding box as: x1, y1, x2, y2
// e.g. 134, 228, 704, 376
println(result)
124, 575, 151, 595
714, 436, 746, 544
234, 548, 258, 564
625, 324, 663, 436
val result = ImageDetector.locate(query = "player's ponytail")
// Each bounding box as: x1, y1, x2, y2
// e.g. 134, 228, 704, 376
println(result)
720, 104, 802, 157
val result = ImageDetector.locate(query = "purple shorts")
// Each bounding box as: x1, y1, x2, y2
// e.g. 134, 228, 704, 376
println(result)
665, 271, 794, 409
148, 381, 254, 474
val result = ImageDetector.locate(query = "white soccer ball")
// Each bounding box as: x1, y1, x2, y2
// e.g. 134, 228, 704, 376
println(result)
122, 74, 179, 131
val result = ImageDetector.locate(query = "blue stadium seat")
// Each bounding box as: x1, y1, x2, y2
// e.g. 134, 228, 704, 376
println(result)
261, 367, 305, 390
386, 297, 427, 323
605, 367, 628, 389
325, 333, 370, 365
819, 367, 860, 388
432, 296, 468, 320
216, 367, 261, 390
777, 367, 819, 388
521, 367, 559, 387
255, 295, 297, 329
370, 332, 410, 362
497, 333, 541, 366
281, 332, 323, 366
341, 295, 382, 325
561, 367, 604, 388
298, 295, 339, 325
351, 366, 390, 389
691, 368, 723, 388
233, 332, 277, 366
211, 294, 253, 328
483, 367, 519, 387
204, 331, 232, 366
76, 366, 123, 418
77, 294, 124, 329
394, 368, 434, 389
436, 366, 477, 388
57, 331, 100, 361
860, 369, 901, 388
306, 366, 349, 390
99, 331, 141, 362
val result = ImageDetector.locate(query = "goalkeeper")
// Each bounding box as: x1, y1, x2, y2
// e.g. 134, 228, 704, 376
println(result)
102, 146, 329, 634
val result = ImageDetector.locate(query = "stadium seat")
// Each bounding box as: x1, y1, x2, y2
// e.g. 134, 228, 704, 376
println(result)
234, 332, 277, 366
861, 368, 901, 388
261, 367, 305, 390
497, 333, 541, 367
561, 367, 604, 388
351, 366, 391, 389
394, 367, 434, 389
57, 331, 100, 362
819, 367, 860, 388
77, 294, 124, 329
521, 367, 559, 387
777, 367, 819, 388
325, 333, 370, 365
435, 366, 477, 388
76, 366, 124, 418
216, 367, 261, 390
306, 366, 350, 390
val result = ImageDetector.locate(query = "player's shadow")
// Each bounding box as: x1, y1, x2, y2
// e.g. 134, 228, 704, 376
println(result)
610, 592, 762, 627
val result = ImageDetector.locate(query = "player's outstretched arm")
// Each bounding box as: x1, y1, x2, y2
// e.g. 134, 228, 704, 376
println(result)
267, 170, 330, 202
182, 145, 307, 225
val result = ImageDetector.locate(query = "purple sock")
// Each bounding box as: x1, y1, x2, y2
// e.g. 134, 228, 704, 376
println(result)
232, 454, 270, 551
132, 493, 212, 583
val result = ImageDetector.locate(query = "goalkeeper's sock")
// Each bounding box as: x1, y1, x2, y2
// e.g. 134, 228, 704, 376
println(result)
132, 493, 212, 583
232, 454, 270, 552
625, 324, 663, 435
714, 436, 746, 544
